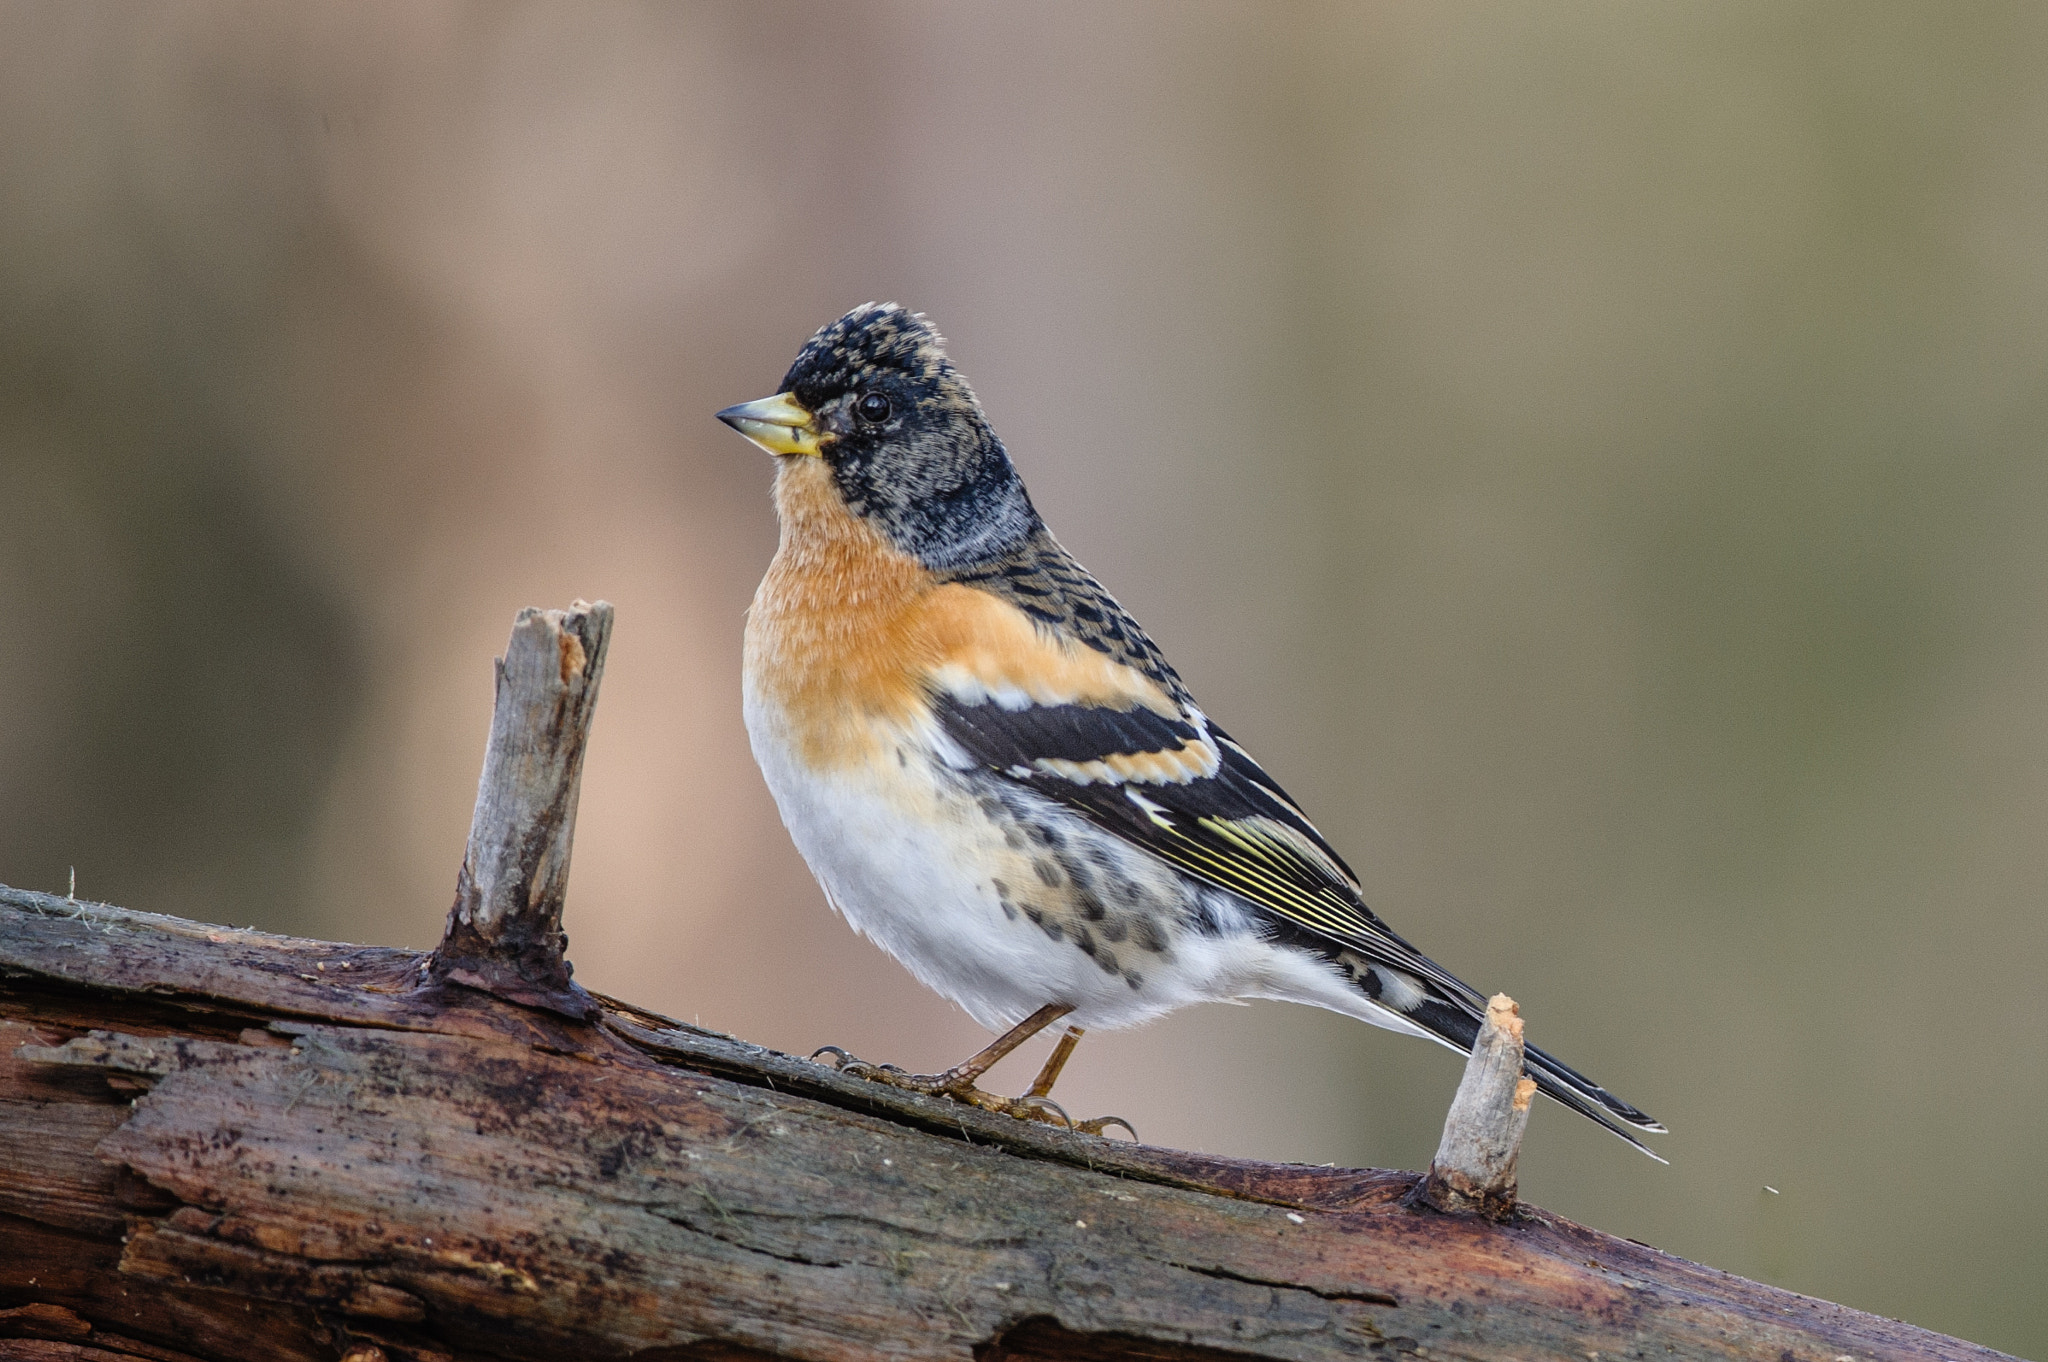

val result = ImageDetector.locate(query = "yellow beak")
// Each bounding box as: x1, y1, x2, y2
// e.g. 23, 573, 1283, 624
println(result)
715, 392, 825, 457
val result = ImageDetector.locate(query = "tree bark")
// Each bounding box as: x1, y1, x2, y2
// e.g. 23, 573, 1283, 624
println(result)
0, 604, 2017, 1362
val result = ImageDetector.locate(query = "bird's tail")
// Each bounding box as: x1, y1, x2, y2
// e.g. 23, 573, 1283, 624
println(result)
1405, 994, 1666, 1159
1521, 1039, 1667, 1160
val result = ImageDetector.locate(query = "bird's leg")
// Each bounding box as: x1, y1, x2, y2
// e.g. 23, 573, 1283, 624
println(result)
1010, 1024, 1138, 1139
816, 1003, 1072, 1112
1024, 1025, 1085, 1099
815, 1006, 1138, 1139
926, 1002, 1074, 1094
1005, 1022, 1091, 1132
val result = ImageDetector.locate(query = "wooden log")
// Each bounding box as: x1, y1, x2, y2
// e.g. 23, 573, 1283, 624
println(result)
0, 890, 2020, 1362
0, 602, 2021, 1361
426, 600, 611, 1019
1413, 994, 1534, 1220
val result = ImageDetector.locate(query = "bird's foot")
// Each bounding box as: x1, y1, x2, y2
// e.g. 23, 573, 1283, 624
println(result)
1007, 1096, 1138, 1140
811, 1046, 1137, 1140
806, 1044, 1015, 1114
810, 1045, 1018, 1110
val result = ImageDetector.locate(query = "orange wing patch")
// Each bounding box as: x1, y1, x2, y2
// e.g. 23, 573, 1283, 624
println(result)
1032, 742, 1222, 787
919, 585, 1178, 718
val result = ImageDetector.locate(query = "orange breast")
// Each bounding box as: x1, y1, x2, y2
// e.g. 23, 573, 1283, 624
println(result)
745, 460, 1177, 771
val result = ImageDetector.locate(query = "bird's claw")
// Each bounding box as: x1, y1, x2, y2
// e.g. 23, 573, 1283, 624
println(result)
1005, 1094, 1074, 1129
1007, 1097, 1137, 1142
1075, 1114, 1139, 1141
811, 1046, 905, 1084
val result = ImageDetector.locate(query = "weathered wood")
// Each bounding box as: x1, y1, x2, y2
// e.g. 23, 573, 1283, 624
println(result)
426, 601, 611, 1018
0, 888, 2018, 1362
1413, 994, 1534, 1220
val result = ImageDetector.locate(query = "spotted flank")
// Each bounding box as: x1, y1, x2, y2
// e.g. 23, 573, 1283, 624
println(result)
963, 774, 1198, 992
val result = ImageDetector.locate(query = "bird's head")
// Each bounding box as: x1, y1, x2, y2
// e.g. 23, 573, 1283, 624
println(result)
717, 303, 1038, 568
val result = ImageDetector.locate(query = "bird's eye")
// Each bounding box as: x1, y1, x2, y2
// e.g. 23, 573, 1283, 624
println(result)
855, 392, 892, 423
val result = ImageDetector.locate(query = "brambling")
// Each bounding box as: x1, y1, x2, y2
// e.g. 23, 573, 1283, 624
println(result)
719, 303, 1663, 1152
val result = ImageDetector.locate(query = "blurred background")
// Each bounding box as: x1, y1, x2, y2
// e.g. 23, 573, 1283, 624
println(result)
3, 2, 2045, 1352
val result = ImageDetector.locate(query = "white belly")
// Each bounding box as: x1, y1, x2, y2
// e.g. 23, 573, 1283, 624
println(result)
743, 683, 1270, 1031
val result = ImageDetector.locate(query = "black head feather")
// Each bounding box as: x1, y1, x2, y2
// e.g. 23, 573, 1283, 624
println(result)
779, 303, 1040, 569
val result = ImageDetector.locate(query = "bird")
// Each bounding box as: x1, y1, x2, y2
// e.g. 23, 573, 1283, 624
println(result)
718, 302, 1663, 1153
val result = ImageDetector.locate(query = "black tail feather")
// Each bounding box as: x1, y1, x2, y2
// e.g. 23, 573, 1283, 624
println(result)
1522, 1040, 1667, 1160
1402, 993, 1666, 1159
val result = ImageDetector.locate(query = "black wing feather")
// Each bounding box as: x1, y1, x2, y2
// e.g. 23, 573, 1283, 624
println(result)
940, 700, 1479, 1000
940, 701, 1199, 769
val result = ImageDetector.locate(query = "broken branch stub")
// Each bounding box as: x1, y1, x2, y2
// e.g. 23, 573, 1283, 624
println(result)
427, 600, 612, 1018
1416, 993, 1536, 1220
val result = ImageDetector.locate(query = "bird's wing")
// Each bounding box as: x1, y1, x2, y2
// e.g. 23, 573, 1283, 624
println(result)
917, 578, 1484, 1012
926, 558, 1664, 1151
935, 689, 1485, 1010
